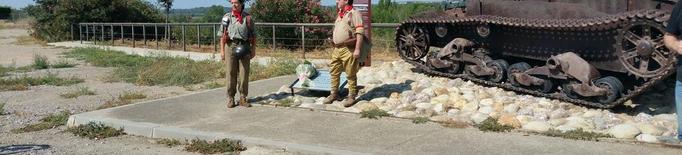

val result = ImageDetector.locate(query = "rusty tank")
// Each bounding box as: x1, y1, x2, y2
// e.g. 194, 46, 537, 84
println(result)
395, 0, 678, 108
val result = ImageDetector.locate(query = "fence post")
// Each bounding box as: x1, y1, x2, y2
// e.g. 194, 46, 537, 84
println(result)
93, 25, 96, 45
70, 24, 73, 41
121, 25, 124, 44
182, 25, 186, 51
155, 24, 159, 50
272, 24, 277, 52
110, 24, 114, 45
197, 25, 201, 50
132, 25, 136, 48
168, 25, 172, 50
213, 24, 217, 53
301, 25, 305, 59
101, 25, 104, 43
79, 25, 82, 44
143, 25, 146, 46
86, 24, 89, 43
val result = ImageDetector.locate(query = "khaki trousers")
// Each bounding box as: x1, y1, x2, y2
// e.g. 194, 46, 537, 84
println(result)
330, 47, 359, 94
226, 48, 250, 99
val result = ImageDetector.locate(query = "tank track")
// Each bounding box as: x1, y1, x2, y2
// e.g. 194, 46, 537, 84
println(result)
396, 10, 676, 108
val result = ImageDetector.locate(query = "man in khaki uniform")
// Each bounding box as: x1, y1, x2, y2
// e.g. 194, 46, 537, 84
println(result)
322, 0, 366, 107
220, 0, 255, 108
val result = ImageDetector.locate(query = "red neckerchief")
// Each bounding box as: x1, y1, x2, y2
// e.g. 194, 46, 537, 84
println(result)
338, 5, 353, 18
232, 9, 243, 24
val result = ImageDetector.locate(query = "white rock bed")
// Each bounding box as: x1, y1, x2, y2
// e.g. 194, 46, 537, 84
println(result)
256, 60, 679, 144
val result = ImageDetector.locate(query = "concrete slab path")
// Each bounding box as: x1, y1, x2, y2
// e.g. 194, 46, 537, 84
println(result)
67, 74, 682, 155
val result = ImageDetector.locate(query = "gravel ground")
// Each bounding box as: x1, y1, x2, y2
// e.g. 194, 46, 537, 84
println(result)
0, 28, 299, 155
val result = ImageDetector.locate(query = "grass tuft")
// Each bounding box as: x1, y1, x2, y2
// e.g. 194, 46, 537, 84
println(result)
32, 54, 49, 70
475, 117, 515, 132
60, 86, 96, 98
157, 138, 183, 148
360, 109, 391, 119
249, 58, 300, 81
11, 111, 71, 133
67, 122, 125, 139
185, 138, 247, 154
51, 59, 76, 68
412, 117, 429, 124
97, 91, 147, 109
275, 98, 294, 107
0, 73, 84, 91
540, 129, 611, 141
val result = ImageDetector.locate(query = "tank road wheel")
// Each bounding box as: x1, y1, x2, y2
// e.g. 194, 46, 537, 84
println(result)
486, 60, 509, 83
561, 82, 580, 99
507, 62, 531, 86
397, 25, 430, 61
533, 76, 556, 93
427, 53, 463, 74
594, 76, 624, 104
617, 21, 674, 78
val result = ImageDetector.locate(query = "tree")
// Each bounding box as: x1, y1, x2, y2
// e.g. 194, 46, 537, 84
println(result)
157, 0, 173, 23
26, 0, 163, 41
250, 0, 333, 49
200, 5, 225, 23
0, 6, 10, 19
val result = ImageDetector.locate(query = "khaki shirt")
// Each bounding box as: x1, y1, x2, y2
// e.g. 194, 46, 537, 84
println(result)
332, 9, 365, 45
218, 12, 252, 41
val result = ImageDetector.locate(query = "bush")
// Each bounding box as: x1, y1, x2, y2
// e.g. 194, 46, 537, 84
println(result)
67, 122, 125, 139
32, 54, 49, 70
251, 0, 333, 50
360, 109, 390, 119
185, 138, 246, 154
26, 0, 164, 42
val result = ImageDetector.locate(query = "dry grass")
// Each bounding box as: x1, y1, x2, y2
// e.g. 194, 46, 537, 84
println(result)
0, 20, 29, 30
0, 73, 84, 91
360, 109, 391, 119
12, 111, 71, 133
185, 138, 247, 154
13, 35, 47, 46
540, 129, 612, 141
97, 91, 147, 109
475, 118, 515, 132
157, 138, 183, 148
60, 86, 96, 98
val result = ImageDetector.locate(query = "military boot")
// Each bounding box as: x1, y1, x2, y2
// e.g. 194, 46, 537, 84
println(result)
322, 91, 338, 104
226, 97, 237, 108
343, 93, 358, 107
239, 97, 251, 107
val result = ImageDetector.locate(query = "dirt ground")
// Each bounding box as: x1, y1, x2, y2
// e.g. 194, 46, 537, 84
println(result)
0, 28, 297, 155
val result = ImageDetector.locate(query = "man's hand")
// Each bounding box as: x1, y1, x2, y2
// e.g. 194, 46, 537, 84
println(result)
353, 49, 361, 59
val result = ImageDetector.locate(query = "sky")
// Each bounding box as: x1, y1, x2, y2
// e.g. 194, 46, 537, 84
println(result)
0, 0, 442, 9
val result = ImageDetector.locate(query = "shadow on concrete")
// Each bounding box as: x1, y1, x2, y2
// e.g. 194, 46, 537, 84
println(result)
0, 144, 51, 154
357, 80, 414, 101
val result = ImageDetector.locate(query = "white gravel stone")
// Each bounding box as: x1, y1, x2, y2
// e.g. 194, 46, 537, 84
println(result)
370, 97, 388, 104
470, 112, 490, 124
396, 111, 418, 118
609, 124, 641, 139
523, 121, 551, 132
478, 106, 493, 114
636, 134, 659, 143
416, 102, 432, 110
503, 104, 520, 113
